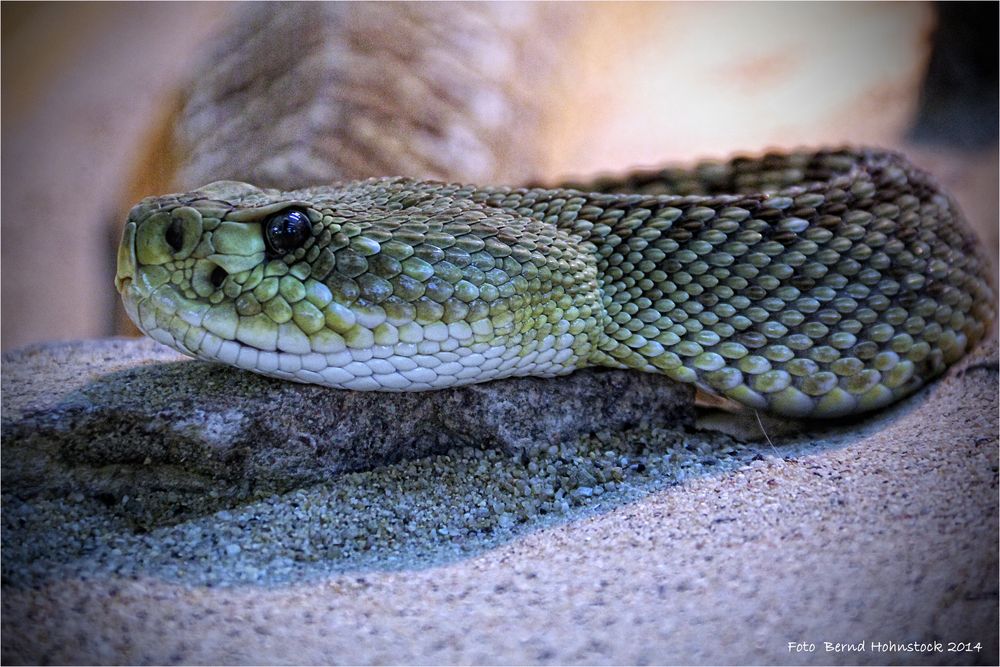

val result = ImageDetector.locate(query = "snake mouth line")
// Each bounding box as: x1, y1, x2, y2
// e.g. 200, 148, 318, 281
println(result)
121, 276, 586, 393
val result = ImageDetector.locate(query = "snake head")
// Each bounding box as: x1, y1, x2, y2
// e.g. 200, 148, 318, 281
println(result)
117, 176, 596, 390
116, 181, 327, 362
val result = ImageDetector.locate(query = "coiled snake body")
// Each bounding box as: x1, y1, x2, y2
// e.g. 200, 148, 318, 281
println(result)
116, 149, 994, 418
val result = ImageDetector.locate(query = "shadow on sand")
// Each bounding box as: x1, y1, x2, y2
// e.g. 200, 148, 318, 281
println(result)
1, 350, 929, 589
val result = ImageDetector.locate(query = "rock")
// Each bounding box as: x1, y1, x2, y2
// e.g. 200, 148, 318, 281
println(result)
1, 338, 694, 519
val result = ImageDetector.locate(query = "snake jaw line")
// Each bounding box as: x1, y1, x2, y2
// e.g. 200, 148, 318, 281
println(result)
117, 149, 995, 418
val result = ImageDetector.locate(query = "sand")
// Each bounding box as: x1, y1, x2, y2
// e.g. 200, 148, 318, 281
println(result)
2, 339, 996, 665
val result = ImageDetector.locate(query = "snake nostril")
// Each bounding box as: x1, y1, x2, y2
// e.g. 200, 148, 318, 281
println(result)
210, 265, 228, 288
165, 217, 184, 252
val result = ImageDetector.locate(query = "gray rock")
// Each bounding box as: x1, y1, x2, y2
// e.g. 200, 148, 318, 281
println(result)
2, 338, 694, 519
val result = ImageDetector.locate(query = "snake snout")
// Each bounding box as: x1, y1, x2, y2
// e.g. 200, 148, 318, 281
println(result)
116, 205, 204, 297
115, 221, 137, 294
133, 206, 204, 267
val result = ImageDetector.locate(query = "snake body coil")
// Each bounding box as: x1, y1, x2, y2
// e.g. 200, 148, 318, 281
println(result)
116, 149, 994, 418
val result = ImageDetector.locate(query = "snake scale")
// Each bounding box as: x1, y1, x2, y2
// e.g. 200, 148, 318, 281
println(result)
116, 148, 994, 418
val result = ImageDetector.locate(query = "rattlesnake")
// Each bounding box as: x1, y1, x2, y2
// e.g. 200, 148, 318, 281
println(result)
116, 147, 994, 418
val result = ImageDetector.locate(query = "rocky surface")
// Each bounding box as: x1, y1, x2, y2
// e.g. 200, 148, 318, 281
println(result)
2, 337, 694, 521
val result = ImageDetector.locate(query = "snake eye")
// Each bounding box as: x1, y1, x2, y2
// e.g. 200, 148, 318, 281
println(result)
264, 208, 312, 256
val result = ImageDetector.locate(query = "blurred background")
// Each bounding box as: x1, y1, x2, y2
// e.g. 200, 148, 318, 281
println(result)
2, 1, 997, 352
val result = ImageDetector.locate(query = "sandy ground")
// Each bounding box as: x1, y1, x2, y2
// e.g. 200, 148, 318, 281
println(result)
2, 339, 997, 665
